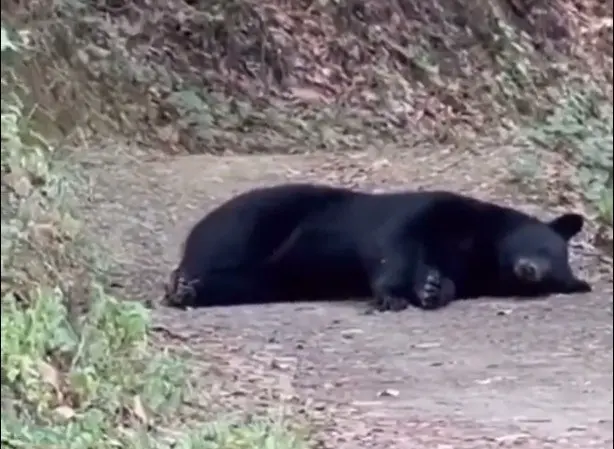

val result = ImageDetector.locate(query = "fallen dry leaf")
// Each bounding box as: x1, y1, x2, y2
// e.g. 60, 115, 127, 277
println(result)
132, 395, 149, 425
38, 360, 60, 390
4, 171, 32, 198
290, 86, 327, 104
54, 405, 76, 420
157, 124, 179, 143
39, 360, 65, 402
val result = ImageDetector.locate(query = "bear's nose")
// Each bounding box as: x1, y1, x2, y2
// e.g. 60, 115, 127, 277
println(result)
514, 258, 541, 282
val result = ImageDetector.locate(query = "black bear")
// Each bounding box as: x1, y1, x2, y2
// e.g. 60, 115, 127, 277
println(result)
162, 183, 591, 311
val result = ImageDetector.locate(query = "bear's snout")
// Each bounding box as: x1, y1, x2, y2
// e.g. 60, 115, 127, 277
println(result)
513, 257, 546, 283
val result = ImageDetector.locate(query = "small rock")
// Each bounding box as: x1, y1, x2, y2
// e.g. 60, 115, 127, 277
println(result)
377, 388, 400, 397
340, 328, 364, 339
313, 402, 327, 411
412, 341, 441, 349
270, 359, 290, 370
267, 335, 279, 343
495, 433, 529, 444
566, 425, 587, 432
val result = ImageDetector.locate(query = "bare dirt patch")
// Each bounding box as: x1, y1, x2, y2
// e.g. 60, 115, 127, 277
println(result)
79, 146, 613, 448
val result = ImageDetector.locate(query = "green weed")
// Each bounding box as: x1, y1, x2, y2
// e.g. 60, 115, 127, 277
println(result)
1, 23, 306, 449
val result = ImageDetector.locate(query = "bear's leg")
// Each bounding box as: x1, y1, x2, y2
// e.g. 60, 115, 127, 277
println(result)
165, 268, 279, 308
204, 270, 283, 306
365, 239, 456, 312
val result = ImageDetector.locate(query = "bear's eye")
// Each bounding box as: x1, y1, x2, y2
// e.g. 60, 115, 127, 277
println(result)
536, 245, 566, 260
536, 247, 551, 256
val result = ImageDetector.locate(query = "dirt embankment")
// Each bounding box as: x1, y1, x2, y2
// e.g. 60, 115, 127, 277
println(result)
105, 0, 614, 150
4, 0, 612, 154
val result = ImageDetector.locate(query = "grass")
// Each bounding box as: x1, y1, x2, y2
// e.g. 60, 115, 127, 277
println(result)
0, 24, 308, 449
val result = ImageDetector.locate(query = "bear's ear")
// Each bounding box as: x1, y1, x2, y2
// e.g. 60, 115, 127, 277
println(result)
548, 213, 584, 240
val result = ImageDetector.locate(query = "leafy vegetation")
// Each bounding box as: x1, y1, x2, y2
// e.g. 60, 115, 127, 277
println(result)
1, 25, 306, 449
521, 83, 613, 225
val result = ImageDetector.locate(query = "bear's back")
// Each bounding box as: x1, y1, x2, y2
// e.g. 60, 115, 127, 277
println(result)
178, 184, 360, 275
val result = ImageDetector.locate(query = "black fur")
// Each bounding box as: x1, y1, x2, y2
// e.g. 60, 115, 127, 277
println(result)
163, 183, 591, 311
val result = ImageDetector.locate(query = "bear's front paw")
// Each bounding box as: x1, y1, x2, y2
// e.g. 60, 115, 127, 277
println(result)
415, 269, 455, 310
370, 294, 411, 313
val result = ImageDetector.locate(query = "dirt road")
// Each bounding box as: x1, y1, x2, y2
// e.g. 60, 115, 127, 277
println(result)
80, 145, 613, 448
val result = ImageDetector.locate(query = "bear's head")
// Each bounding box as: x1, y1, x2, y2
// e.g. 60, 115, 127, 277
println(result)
496, 212, 591, 296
